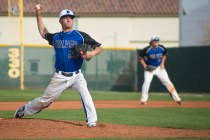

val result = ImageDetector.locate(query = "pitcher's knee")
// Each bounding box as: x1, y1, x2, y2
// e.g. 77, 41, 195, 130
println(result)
38, 97, 54, 109
161, 80, 171, 86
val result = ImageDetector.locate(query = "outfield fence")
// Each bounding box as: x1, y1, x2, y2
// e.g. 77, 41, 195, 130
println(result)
137, 46, 210, 93
0, 45, 138, 91
1, 45, 210, 92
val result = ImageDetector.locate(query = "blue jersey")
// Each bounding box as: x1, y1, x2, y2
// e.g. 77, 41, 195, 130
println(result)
45, 30, 101, 72
139, 45, 168, 67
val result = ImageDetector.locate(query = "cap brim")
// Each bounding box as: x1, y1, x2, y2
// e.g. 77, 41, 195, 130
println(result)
60, 15, 75, 19
151, 40, 159, 42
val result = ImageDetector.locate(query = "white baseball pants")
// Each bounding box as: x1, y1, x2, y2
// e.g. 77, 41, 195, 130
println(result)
23, 71, 97, 125
141, 66, 181, 102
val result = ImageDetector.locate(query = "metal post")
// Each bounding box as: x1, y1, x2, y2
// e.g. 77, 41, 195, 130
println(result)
19, 0, 24, 90
110, 31, 117, 86
8, 0, 10, 17
95, 55, 98, 90
179, 0, 182, 47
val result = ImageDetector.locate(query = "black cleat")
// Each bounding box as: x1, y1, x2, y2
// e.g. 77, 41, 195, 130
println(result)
14, 105, 25, 118
141, 102, 147, 105
176, 100, 183, 105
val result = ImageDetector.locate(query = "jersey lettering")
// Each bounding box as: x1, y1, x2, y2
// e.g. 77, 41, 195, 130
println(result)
149, 54, 155, 59
68, 49, 75, 59
156, 53, 163, 58
139, 45, 167, 67
55, 40, 77, 48
44, 30, 101, 72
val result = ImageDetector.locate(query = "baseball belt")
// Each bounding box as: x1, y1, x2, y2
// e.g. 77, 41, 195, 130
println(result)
55, 69, 80, 77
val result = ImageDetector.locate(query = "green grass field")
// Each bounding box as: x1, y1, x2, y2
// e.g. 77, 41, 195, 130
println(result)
0, 89, 210, 140
0, 89, 210, 102
2, 138, 210, 140
1, 108, 210, 129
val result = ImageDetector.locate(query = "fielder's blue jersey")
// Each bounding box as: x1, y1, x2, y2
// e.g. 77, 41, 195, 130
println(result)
45, 30, 101, 72
139, 45, 168, 67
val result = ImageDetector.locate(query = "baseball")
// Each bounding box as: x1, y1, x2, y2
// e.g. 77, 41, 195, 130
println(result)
36, 4, 41, 10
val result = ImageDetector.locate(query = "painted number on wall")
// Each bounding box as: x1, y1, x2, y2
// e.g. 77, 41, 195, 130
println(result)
8, 48, 20, 78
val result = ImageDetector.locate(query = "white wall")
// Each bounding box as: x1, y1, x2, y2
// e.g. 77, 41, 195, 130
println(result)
23, 17, 61, 44
78, 17, 179, 48
0, 17, 20, 44
0, 16, 179, 48
129, 17, 179, 48
77, 17, 131, 47
0, 16, 59, 45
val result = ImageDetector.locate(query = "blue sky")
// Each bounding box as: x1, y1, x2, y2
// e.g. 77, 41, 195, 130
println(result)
181, 0, 210, 46
182, 0, 210, 12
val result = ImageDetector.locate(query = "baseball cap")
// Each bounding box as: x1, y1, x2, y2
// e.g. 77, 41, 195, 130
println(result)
59, 9, 75, 19
151, 36, 160, 42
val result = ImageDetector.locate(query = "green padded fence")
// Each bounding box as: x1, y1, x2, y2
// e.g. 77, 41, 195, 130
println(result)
0, 46, 137, 91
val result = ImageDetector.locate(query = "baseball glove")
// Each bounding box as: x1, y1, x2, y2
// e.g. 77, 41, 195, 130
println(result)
144, 65, 157, 72
74, 44, 92, 58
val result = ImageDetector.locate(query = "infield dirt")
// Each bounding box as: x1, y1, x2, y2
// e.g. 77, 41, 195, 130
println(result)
0, 101, 210, 111
0, 101, 210, 139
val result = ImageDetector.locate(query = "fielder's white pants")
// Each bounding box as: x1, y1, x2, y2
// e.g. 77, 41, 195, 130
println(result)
141, 67, 181, 102
23, 72, 97, 125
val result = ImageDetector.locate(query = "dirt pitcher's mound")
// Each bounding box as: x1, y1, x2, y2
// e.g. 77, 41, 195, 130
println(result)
0, 118, 210, 139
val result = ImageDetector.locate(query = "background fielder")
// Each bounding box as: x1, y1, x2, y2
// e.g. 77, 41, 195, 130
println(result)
138, 36, 182, 105
14, 5, 102, 127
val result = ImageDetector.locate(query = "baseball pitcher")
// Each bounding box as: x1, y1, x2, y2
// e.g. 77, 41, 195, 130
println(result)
14, 5, 102, 127
138, 36, 182, 105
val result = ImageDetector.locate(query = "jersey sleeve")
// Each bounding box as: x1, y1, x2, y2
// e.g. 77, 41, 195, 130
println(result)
138, 47, 148, 59
78, 31, 101, 49
160, 45, 168, 55
44, 33, 55, 45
